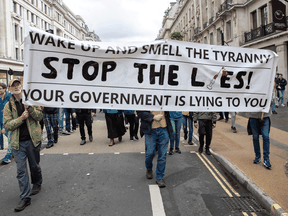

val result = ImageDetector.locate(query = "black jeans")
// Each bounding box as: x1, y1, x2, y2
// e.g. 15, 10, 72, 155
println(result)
77, 113, 92, 140
198, 120, 213, 148
126, 114, 139, 137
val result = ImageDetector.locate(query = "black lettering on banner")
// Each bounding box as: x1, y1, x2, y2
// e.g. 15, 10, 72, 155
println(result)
23, 89, 30, 101
102, 61, 117, 81
68, 42, 75, 50
81, 43, 91, 52
63, 58, 80, 80
44, 90, 53, 101
215, 97, 222, 107
153, 95, 163, 106
30, 89, 42, 101
92, 92, 102, 103
57, 39, 66, 49
45, 36, 56, 46
164, 95, 172, 105
70, 91, 79, 102
141, 45, 149, 54
82, 61, 99, 81
134, 63, 148, 83
226, 97, 240, 107
179, 96, 185, 106
103, 92, 109, 103
111, 93, 119, 104
191, 68, 205, 87
42, 57, 59, 79
55, 90, 64, 102
220, 71, 233, 88
121, 94, 130, 104
150, 65, 165, 85
81, 92, 91, 103
244, 98, 266, 107
146, 95, 152, 105
29, 32, 45, 44
234, 72, 247, 89
132, 94, 144, 105
168, 65, 179, 86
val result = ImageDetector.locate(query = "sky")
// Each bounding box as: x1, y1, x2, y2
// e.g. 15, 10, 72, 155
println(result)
63, 0, 172, 42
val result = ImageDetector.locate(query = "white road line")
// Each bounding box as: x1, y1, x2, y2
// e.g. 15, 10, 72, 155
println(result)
63, 153, 69, 155
149, 185, 166, 216
114, 152, 120, 154
140, 152, 145, 154
40, 153, 44, 155
88, 153, 94, 155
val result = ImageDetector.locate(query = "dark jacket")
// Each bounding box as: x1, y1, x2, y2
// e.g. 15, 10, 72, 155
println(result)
43, 107, 58, 114
74, 109, 96, 114
137, 111, 173, 138
276, 77, 287, 90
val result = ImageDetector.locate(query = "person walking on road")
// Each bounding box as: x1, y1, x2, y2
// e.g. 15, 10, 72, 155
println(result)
124, 110, 139, 141
104, 109, 126, 146
137, 111, 173, 188
72, 109, 96, 145
275, 73, 287, 107
43, 107, 58, 149
193, 112, 217, 155
230, 112, 237, 133
248, 110, 272, 169
182, 111, 194, 145
168, 111, 183, 155
3, 79, 43, 212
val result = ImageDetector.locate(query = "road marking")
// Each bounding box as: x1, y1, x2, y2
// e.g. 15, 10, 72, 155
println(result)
251, 213, 258, 216
63, 153, 69, 155
114, 152, 120, 154
149, 185, 166, 216
202, 154, 240, 197
88, 153, 94, 155
242, 212, 249, 216
197, 153, 233, 197
140, 152, 145, 154
190, 151, 196, 154
40, 153, 44, 155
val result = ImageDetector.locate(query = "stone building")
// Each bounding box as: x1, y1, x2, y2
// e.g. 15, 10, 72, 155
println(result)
0, 0, 101, 85
158, 0, 288, 102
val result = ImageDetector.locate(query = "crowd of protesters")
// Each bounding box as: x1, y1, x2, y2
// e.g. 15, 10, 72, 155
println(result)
0, 73, 287, 212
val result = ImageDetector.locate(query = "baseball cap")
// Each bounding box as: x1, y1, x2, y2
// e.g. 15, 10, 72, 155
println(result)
8, 79, 21, 87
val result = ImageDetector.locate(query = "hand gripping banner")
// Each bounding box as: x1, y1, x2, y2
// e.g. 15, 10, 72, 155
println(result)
23, 27, 278, 112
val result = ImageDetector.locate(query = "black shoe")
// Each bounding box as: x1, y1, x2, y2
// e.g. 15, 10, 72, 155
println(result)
46, 141, 54, 149
130, 136, 134, 141
118, 136, 122, 142
146, 169, 153, 179
54, 139, 58, 144
31, 185, 41, 195
80, 140, 86, 145
156, 179, 166, 188
89, 135, 93, 142
188, 140, 193, 145
225, 119, 228, 123
134, 135, 139, 141
231, 126, 237, 133
184, 133, 187, 140
206, 148, 211, 155
198, 146, 203, 153
14, 199, 31, 212
175, 148, 181, 154
168, 148, 174, 155
217, 117, 224, 121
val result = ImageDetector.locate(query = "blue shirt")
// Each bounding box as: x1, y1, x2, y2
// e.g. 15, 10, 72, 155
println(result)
169, 111, 183, 120
0, 92, 12, 126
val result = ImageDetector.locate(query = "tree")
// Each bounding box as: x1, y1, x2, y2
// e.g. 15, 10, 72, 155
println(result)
170, 32, 184, 41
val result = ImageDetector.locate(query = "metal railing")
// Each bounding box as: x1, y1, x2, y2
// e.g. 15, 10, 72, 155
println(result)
203, 22, 208, 29
194, 27, 201, 35
244, 22, 275, 43
209, 17, 214, 25
217, 0, 233, 16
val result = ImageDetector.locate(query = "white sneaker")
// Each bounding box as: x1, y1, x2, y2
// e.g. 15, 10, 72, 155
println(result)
281, 104, 285, 107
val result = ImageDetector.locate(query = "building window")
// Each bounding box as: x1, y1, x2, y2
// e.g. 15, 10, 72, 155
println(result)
20, 27, 23, 41
64, 20, 66, 27
19, 5, 22, 16
14, 24, 18, 41
44, 5, 47, 14
15, 48, 19, 60
27, 10, 29, 20
21, 49, 24, 60
31, 13, 34, 23
13, 2, 17, 13
210, 32, 214, 45
261, 5, 268, 26
57, 12, 60, 22
31, 0, 34, 5
41, 1, 43, 11
226, 21, 232, 40
217, 28, 221, 45
204, 37, 207, 44
251, 10, 257, 29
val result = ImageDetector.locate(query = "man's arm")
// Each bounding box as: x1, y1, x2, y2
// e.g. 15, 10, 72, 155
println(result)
3, 103, 25, 131
25, 105, 43, 121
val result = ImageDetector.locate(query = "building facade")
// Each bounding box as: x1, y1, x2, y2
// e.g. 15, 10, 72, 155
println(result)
0, 0, 101, 85
158, 0, 288, 102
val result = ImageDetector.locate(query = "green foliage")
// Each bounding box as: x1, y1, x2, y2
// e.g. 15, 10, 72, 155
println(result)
170, 32, 184, 41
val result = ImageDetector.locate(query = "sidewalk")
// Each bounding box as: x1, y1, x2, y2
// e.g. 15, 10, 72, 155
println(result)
212, 106, 288, 215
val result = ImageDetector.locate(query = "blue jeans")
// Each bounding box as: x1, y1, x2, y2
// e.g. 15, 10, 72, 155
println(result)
145, 127, 169, 179
170, 118, 182, 149
43, 113, 58, 142
64, 109, 76, 132
278, 90, 285, 105
182, 116, 193, 141
13, 140, 42, 201
249, 118, 270, 161
58, 108, 64, 131
3, 131, 12, 161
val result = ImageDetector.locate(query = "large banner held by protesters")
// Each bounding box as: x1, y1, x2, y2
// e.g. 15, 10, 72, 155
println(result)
23, 27, 278, 112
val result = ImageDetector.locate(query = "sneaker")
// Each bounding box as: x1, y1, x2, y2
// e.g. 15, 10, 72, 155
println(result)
46, 141, 54, 149
231, 126, 237, 133
156, 179, 166, 188
89, 135, 93, 142
188, 140, 193, 145
31, 185, 41, 195
253, 157, 261, 164
263, 160, 272, 169
71, 129, 75, 133
184, 133, 187, 140
175, 148, 181, 154
14, 199, 31, 212
80, 140, 86, 145
130, 136, 134, 141
198, 146, 203, 153
146, 169, 153, 179
205, 148, 211, 155
281, 104, 285, 107
62, 130, 70, 135
2, 159, 11, 164
134, 135, 139, 141
168, 148, 173, 155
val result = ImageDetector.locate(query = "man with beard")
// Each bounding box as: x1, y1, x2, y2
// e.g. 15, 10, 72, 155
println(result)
3, 79, 43, 212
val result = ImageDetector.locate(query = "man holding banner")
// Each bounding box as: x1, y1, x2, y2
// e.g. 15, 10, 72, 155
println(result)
3, 79, 43, 212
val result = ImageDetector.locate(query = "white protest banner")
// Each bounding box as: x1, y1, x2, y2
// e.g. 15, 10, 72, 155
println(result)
23, 27, 278, 112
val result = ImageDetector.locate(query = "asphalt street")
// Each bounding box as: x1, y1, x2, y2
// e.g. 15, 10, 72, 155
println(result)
0, 111, 270, 216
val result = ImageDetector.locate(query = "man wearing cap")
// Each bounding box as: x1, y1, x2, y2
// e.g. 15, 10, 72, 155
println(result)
3, 79, 43, 212
275, 73, 287, 107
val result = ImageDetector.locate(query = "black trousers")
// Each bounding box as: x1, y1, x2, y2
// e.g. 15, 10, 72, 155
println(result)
126, 114, 139, 137
77, 113, 92, 140
219, 112, 229, 120
198, 120, 213, 148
